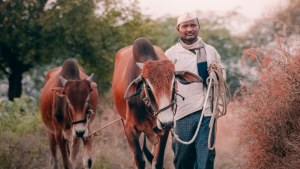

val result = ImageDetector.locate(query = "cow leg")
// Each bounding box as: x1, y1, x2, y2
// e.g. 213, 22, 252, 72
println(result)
124, 124, 145, 169
70, 137, 81, 167
56, 132, 73, 169
82, 137, 93, 169
48, 132, 58, 169
151, 131, 169, 169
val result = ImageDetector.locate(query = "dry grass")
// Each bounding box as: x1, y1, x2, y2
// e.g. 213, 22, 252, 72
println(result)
0, 85, 243, 169
238, 48, 300, 169
93, 96, 241, 169
91, 96, 175, 169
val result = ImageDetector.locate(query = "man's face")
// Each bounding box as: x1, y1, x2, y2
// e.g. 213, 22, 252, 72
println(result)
177, 19, 199, 44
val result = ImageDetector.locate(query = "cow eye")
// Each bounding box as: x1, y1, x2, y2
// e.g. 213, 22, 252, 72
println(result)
146, 86, 155, 98
145, 85, 151, 92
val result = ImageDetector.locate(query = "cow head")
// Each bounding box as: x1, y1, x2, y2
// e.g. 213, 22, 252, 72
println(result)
124, 60, 202, 130
52, 74, 95, 138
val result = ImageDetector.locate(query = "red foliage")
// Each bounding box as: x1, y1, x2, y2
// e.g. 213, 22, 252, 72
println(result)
239, 50, 300, 169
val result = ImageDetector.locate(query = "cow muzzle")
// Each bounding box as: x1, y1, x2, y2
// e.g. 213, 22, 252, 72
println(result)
156, 109, 175, 130
72, 123, 89, 138
157, 120, 174, 130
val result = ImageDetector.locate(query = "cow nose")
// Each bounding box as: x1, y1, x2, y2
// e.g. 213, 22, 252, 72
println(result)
161, 122, 174, 130
75, 130, 85, 137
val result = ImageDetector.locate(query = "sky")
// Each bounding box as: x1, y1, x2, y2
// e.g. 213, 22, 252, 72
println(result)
137, 0, 287, 34
138, 0, 286, 20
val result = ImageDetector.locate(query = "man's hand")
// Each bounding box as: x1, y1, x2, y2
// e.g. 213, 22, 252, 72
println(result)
208, 63, 217, 75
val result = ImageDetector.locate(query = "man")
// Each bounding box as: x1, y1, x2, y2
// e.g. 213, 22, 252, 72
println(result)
165, 12, 226, 169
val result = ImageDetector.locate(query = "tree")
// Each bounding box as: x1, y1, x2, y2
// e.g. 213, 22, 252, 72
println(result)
0, 0, 151, 100
0, 0, 48, 100
247, 0, 300, 47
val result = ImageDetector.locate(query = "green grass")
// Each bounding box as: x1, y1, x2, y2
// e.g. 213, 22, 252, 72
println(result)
0, 96, 48, 168
0, 96, 41, 135
92, 156, 113, 169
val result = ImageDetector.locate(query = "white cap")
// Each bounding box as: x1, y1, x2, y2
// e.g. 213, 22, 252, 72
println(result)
177, 12, 198, 27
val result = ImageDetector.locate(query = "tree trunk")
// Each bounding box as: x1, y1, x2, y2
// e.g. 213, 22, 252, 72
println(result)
8, 71, 23, 101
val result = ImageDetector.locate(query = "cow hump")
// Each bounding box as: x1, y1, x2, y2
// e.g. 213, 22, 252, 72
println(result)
60, 59, 80, 80
133, 37, 158, 63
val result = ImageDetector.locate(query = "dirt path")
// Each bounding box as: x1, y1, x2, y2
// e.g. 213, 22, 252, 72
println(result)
215, 103, 243, 169
92, 101, 242, 169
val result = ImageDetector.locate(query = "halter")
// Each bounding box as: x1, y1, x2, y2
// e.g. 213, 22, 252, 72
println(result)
142, 81, 182, 117
66, 101, 93, 126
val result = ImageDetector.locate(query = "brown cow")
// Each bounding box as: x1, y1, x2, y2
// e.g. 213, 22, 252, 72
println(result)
40, 59, 98, 169
112, 37, 202, 169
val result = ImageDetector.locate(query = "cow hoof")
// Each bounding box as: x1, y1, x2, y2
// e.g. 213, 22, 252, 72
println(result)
83, 158, 92, 169
88, 159, 92, 168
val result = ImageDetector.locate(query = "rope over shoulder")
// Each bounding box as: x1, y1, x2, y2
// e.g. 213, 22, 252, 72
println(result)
171, 62, 230, 149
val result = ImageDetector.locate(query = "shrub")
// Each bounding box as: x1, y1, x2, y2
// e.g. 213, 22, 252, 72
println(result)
0, 96, 41, 134
239, 48, 300, 169
0, 97, 48, 168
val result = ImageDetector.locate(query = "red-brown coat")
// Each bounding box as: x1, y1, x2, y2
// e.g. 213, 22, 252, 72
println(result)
112, 37, 201, 169
40, 59, 98, 169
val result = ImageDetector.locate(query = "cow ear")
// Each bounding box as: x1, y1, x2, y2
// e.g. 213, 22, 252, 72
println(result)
124, 76, 143, 99
175, 71, 202, 85
90, 82, 97, 92
91, 82, 97, 88
51, 87, 65, 97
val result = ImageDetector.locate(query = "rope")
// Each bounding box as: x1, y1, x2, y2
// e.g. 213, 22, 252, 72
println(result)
171, 77, 212, 145
171, 62, 230, 148
86, 117, 122, 138
207, 63, 230, 150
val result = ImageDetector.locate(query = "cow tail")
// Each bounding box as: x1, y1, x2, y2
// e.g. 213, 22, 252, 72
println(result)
142, 134, 153, 164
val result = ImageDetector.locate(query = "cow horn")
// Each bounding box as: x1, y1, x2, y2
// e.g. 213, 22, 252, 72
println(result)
87, 73, 94, 82
136, 62, 144, 69
59, 76, 67, 87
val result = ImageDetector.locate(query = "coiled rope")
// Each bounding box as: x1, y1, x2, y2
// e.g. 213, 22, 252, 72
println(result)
171, 62, 230, 149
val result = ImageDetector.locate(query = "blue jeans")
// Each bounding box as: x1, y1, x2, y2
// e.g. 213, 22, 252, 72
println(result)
172, 110, 215, 169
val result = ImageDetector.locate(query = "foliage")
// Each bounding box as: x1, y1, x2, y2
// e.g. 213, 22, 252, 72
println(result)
144, 17, 178, 50
0, 0, 156, 99
0, 96, 40, 134
0, 0, 48, 100
247, 0, 300, 47
0, 96, 48, 168
239, 42, 300, 169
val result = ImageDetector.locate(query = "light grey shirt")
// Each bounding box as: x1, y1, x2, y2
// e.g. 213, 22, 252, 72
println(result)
165, 42, 226, 120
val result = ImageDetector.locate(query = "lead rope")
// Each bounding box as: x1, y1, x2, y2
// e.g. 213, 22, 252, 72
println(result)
85, 118, 122, 138
208, 63, 230, 150
171, 62, 230, 148
171, 75, 213, 145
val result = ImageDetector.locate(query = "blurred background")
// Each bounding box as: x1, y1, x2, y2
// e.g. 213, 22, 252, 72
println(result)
0, 0, 299, 168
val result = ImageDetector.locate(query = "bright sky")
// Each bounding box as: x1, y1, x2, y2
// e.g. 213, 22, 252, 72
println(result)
138, 0, 287, 34
138, 0, 286, 20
